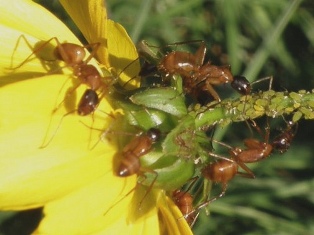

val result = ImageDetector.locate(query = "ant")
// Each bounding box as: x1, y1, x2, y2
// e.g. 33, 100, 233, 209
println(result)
11, 36, 113, 115
103, 128, 161, 216
136, 40, 233, 100
172, 189, 198, 227
158, 41, 233, 102
117, 128, 161, 177
10, 37, 117, 147
272, 120, 298, 154
184, 120, 275, 216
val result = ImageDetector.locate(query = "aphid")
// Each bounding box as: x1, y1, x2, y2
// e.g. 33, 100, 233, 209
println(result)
158, 41, 234, 102
117, 128, 161, 177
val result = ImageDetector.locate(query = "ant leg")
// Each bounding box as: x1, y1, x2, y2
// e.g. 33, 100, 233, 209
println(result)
251, 75, 273, 91
120, 58, 141, 88
183, 182, 228, 219
80, 42, 101, 64
39, 109, 76, 148
103, 181, 138, 217
137, 169, 158, 209
208, 152, 234, 162
8, 35, 56, 70
249, 118, 270, 143
200, 82, 221, 102
236, 161, 256, 179
194, 41, 206, 67
211, 139, 234, 151
52, 79, 82, 113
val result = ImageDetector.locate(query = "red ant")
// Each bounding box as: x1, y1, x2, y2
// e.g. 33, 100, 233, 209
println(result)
188, 117, 297, 218
10, 37, 116, 147
11, 36, 113, 115
172, 189, 198, 227
117, 128, 161, 177
272, 120, 298, 154
184, 120, 275, 216
103, 128, 161, 216
158, 41, 234, 101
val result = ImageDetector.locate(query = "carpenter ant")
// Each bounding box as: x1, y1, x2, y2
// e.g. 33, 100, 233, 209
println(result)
185, 120, 275, 216
10, 37, 116, 147
117, 128, 161, 177
172, 189, 198, 227
11, 36, 113, 115
272, 120, 298, 153
158, 41, 233, 102
104, 128, 161, 216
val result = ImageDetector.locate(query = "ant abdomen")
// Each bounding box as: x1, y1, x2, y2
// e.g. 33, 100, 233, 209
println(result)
231, 75, 251, 95
77, 89, 99, 116
172, 190, 196, 226
116, 128, 161, 177
202, 160, 238, 184
117, 153, 140, 177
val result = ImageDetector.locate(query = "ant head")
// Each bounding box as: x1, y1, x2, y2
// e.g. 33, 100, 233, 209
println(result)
231, 75, 251, 95
147, 128, 161, 142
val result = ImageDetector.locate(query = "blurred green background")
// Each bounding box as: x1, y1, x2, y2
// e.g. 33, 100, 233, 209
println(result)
2, 0, 314, 234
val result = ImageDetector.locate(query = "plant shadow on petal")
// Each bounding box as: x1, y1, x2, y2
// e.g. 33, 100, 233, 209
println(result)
0, 208, 43, 235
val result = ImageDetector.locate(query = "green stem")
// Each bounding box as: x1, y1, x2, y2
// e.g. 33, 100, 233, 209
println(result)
194, 90, 314, 129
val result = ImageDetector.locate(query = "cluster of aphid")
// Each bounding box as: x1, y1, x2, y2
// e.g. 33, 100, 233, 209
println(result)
10, 38, 306, 227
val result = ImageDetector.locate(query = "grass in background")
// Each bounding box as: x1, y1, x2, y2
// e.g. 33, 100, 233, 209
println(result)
2, 0, 314, 234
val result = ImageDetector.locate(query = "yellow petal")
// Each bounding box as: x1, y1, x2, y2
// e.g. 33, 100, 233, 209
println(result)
157, 191, 193, 235
106, 20, 140, 86
0, 0, 83, 81
33, 180, 164, 234
59, 0, 140, 86
59, 0, 108, 66
0, 75, 117, 210
0, 0, 79, 42
33, 173, 137, 234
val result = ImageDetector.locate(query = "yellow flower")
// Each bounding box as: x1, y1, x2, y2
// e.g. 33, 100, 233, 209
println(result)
0, 0, 193, 234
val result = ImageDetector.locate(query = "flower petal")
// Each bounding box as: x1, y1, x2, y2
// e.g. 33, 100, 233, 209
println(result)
0, 0, 79, 42
0, 0, 85, 81
0, 75, 118, 210
59, 0, 109, 66
157, 191, 193, 235
32, 181, 165, 235
33, 173, 137, 234
59, 0, 140, 86
106, 20, 140, 86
